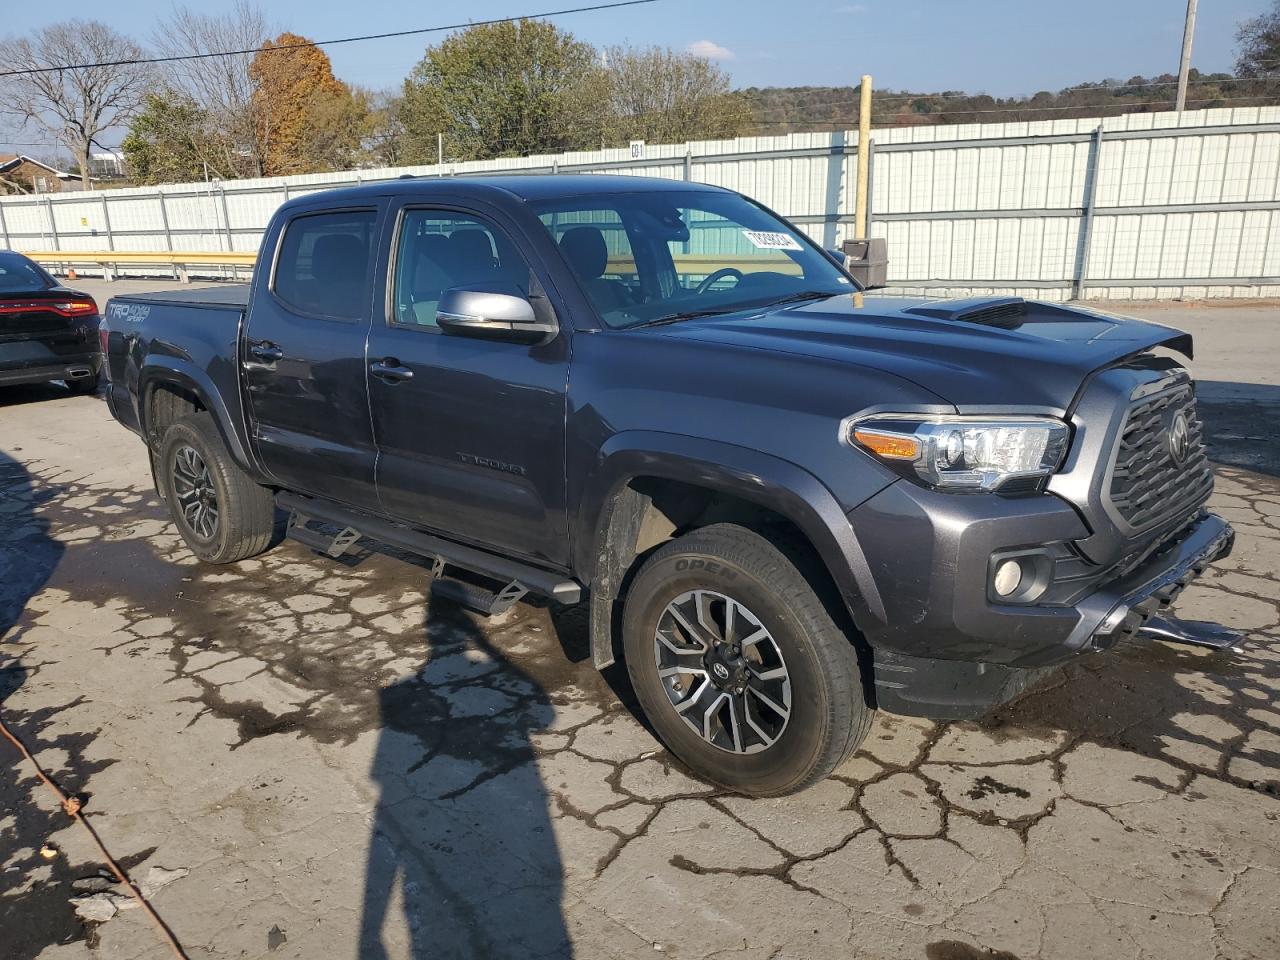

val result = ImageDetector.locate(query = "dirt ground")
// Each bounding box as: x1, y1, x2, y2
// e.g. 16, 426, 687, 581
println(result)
1, 292, 1278, 960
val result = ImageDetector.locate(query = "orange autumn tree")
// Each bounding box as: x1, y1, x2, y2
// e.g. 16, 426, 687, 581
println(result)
249, 32, 366, 175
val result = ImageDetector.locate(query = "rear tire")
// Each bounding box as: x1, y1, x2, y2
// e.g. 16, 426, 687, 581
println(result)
622, 523, 873, 796
158, 413, 275, 564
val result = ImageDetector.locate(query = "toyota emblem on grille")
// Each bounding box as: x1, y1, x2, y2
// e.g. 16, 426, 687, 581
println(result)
1168, 410, 1190, 463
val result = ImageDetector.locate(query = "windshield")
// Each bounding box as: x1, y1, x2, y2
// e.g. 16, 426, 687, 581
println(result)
0, 253, 54, 294
532, 190, 854, 329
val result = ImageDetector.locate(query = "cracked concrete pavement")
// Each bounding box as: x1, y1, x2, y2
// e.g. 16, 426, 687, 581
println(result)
2, 297, 1280, 959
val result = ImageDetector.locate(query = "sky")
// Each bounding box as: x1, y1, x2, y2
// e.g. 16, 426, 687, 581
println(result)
0, 0, 1269, 154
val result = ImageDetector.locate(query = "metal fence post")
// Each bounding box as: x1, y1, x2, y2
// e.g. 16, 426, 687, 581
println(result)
0, 202, 10, 249
683, 147, 692, 182
45, 196, 59, 251
823, 130, 847, 249
866, 139, 876, 232
1073, 125, 1106, 300
158, 191, 174, 251
218, 182, 233, 253
101, 195, 115, 251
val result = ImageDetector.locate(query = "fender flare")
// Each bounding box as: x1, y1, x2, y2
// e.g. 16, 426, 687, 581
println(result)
576, 431, 887, 668
137, 359, 256, 475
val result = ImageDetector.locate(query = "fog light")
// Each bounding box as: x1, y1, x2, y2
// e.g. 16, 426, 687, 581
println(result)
993, 559, 1023, 597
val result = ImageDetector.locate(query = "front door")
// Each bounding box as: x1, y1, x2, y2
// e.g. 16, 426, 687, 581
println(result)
242, 204, 383, 507
366, 204, 570, 567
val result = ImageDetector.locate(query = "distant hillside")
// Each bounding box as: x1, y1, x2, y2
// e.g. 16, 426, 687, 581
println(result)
738, 71, 1277, 132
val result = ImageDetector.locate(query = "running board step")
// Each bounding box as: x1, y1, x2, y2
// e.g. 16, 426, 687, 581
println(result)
1137, 614, 1244, 651
430, 576, 528, 617
286, 512, 362, 558
277, 491, 580, 605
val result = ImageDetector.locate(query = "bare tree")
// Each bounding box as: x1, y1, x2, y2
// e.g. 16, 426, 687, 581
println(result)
154, 0, 272, 177
0, 21, 150, 190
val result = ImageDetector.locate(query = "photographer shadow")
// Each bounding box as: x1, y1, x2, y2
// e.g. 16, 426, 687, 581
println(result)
358, 591, 570, 959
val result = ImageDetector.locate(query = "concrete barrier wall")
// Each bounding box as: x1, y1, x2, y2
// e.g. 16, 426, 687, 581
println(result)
2, 106, 1277, 300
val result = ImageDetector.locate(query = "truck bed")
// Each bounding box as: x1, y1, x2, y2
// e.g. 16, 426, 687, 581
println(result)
113, 284, 251, 308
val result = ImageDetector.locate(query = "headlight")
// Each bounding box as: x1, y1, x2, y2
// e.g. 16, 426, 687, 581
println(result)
845, 414, 1070, 493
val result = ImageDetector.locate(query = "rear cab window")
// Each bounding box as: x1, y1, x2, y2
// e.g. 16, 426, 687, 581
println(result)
272, 210, 378, 320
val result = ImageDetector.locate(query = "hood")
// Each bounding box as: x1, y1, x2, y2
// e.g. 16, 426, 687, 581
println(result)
654, 295, 1192, 411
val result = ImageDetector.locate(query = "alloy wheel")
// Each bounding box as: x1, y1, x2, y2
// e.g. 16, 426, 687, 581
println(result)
172, 445, 219, 540
653, 589, 792, 754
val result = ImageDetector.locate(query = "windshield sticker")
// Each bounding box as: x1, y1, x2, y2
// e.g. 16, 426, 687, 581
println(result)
742, 230, 803, 251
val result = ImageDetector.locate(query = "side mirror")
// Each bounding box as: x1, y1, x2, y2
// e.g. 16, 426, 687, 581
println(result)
436, 284, 557, 345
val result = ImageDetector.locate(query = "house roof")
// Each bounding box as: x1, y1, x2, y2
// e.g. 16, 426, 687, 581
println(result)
0, 154, 71, 177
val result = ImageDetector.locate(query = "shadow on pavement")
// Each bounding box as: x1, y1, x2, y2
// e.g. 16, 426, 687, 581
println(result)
0, 382, 98, 409
359, 591, 570, 959
1198, 380, 1280, 478
0, 450, 125, 957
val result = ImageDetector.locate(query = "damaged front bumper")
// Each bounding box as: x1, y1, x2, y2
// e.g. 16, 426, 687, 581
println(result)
861, 504, 1236, 721
1071, 512, 1235, 650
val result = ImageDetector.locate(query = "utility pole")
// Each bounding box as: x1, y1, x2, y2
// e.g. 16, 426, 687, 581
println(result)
437, 133, 444, 165
854, 74, 873, 240
1175, 0, 1198, 113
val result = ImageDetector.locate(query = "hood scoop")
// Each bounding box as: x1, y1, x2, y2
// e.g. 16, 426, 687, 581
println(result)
904, 297, 1027, 329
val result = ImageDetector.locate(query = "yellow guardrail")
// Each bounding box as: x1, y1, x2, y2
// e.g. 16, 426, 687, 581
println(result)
608, 253, 802, 276
26, 251, 257, 283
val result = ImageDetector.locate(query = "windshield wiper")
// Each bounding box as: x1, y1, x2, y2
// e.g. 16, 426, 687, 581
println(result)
627, 307, 741, 329
626, 291, 842, 330
761, 290, 842, 308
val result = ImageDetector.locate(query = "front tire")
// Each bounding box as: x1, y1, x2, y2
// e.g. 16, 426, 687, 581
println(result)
158, 413, 275, 564
622, 524, 873, 796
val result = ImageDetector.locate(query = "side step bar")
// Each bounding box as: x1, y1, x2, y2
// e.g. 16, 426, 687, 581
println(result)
277, 491, 581, 609
1137, 614, 1244, 651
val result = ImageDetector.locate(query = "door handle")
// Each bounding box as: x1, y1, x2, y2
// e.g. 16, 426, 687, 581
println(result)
370, 358, 414, 383
248, 341, 284, 363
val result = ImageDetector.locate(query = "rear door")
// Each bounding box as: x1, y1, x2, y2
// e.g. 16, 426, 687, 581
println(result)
365, 202, 571, 567
242, 203, 385, 507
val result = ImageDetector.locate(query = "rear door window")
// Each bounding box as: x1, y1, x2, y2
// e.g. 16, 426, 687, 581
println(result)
272, 210, 377, 320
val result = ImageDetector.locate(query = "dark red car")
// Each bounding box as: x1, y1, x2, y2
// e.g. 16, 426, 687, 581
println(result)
0, 250, 101, 394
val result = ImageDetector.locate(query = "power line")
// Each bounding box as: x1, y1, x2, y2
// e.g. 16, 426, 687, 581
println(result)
0, 0, 659, 78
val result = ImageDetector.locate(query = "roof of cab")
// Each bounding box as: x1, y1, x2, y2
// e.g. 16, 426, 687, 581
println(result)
277, 173, 729, 211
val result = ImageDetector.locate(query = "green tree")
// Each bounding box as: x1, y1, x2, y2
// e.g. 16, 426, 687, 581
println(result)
1237, 1, 1280, 76
122, 91, 217, 184
601, 45, 750, 145
400, 19, 604, 162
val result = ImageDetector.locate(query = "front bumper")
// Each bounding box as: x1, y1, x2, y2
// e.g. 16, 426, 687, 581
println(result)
848, 480, 1234, 719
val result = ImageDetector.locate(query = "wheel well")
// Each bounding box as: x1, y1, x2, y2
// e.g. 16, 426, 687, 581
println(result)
146, 381, 203, 451
589, 476, 858, 669
628, 476, 808, 558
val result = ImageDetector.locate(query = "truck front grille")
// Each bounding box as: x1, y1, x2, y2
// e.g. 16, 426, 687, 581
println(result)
1107, 382, 1212, 531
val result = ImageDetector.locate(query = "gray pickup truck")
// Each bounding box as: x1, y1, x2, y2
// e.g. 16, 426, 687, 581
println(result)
101, 175, 1234, 795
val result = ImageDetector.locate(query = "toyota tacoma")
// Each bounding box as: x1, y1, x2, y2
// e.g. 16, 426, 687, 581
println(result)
100, 175, 1234, 795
